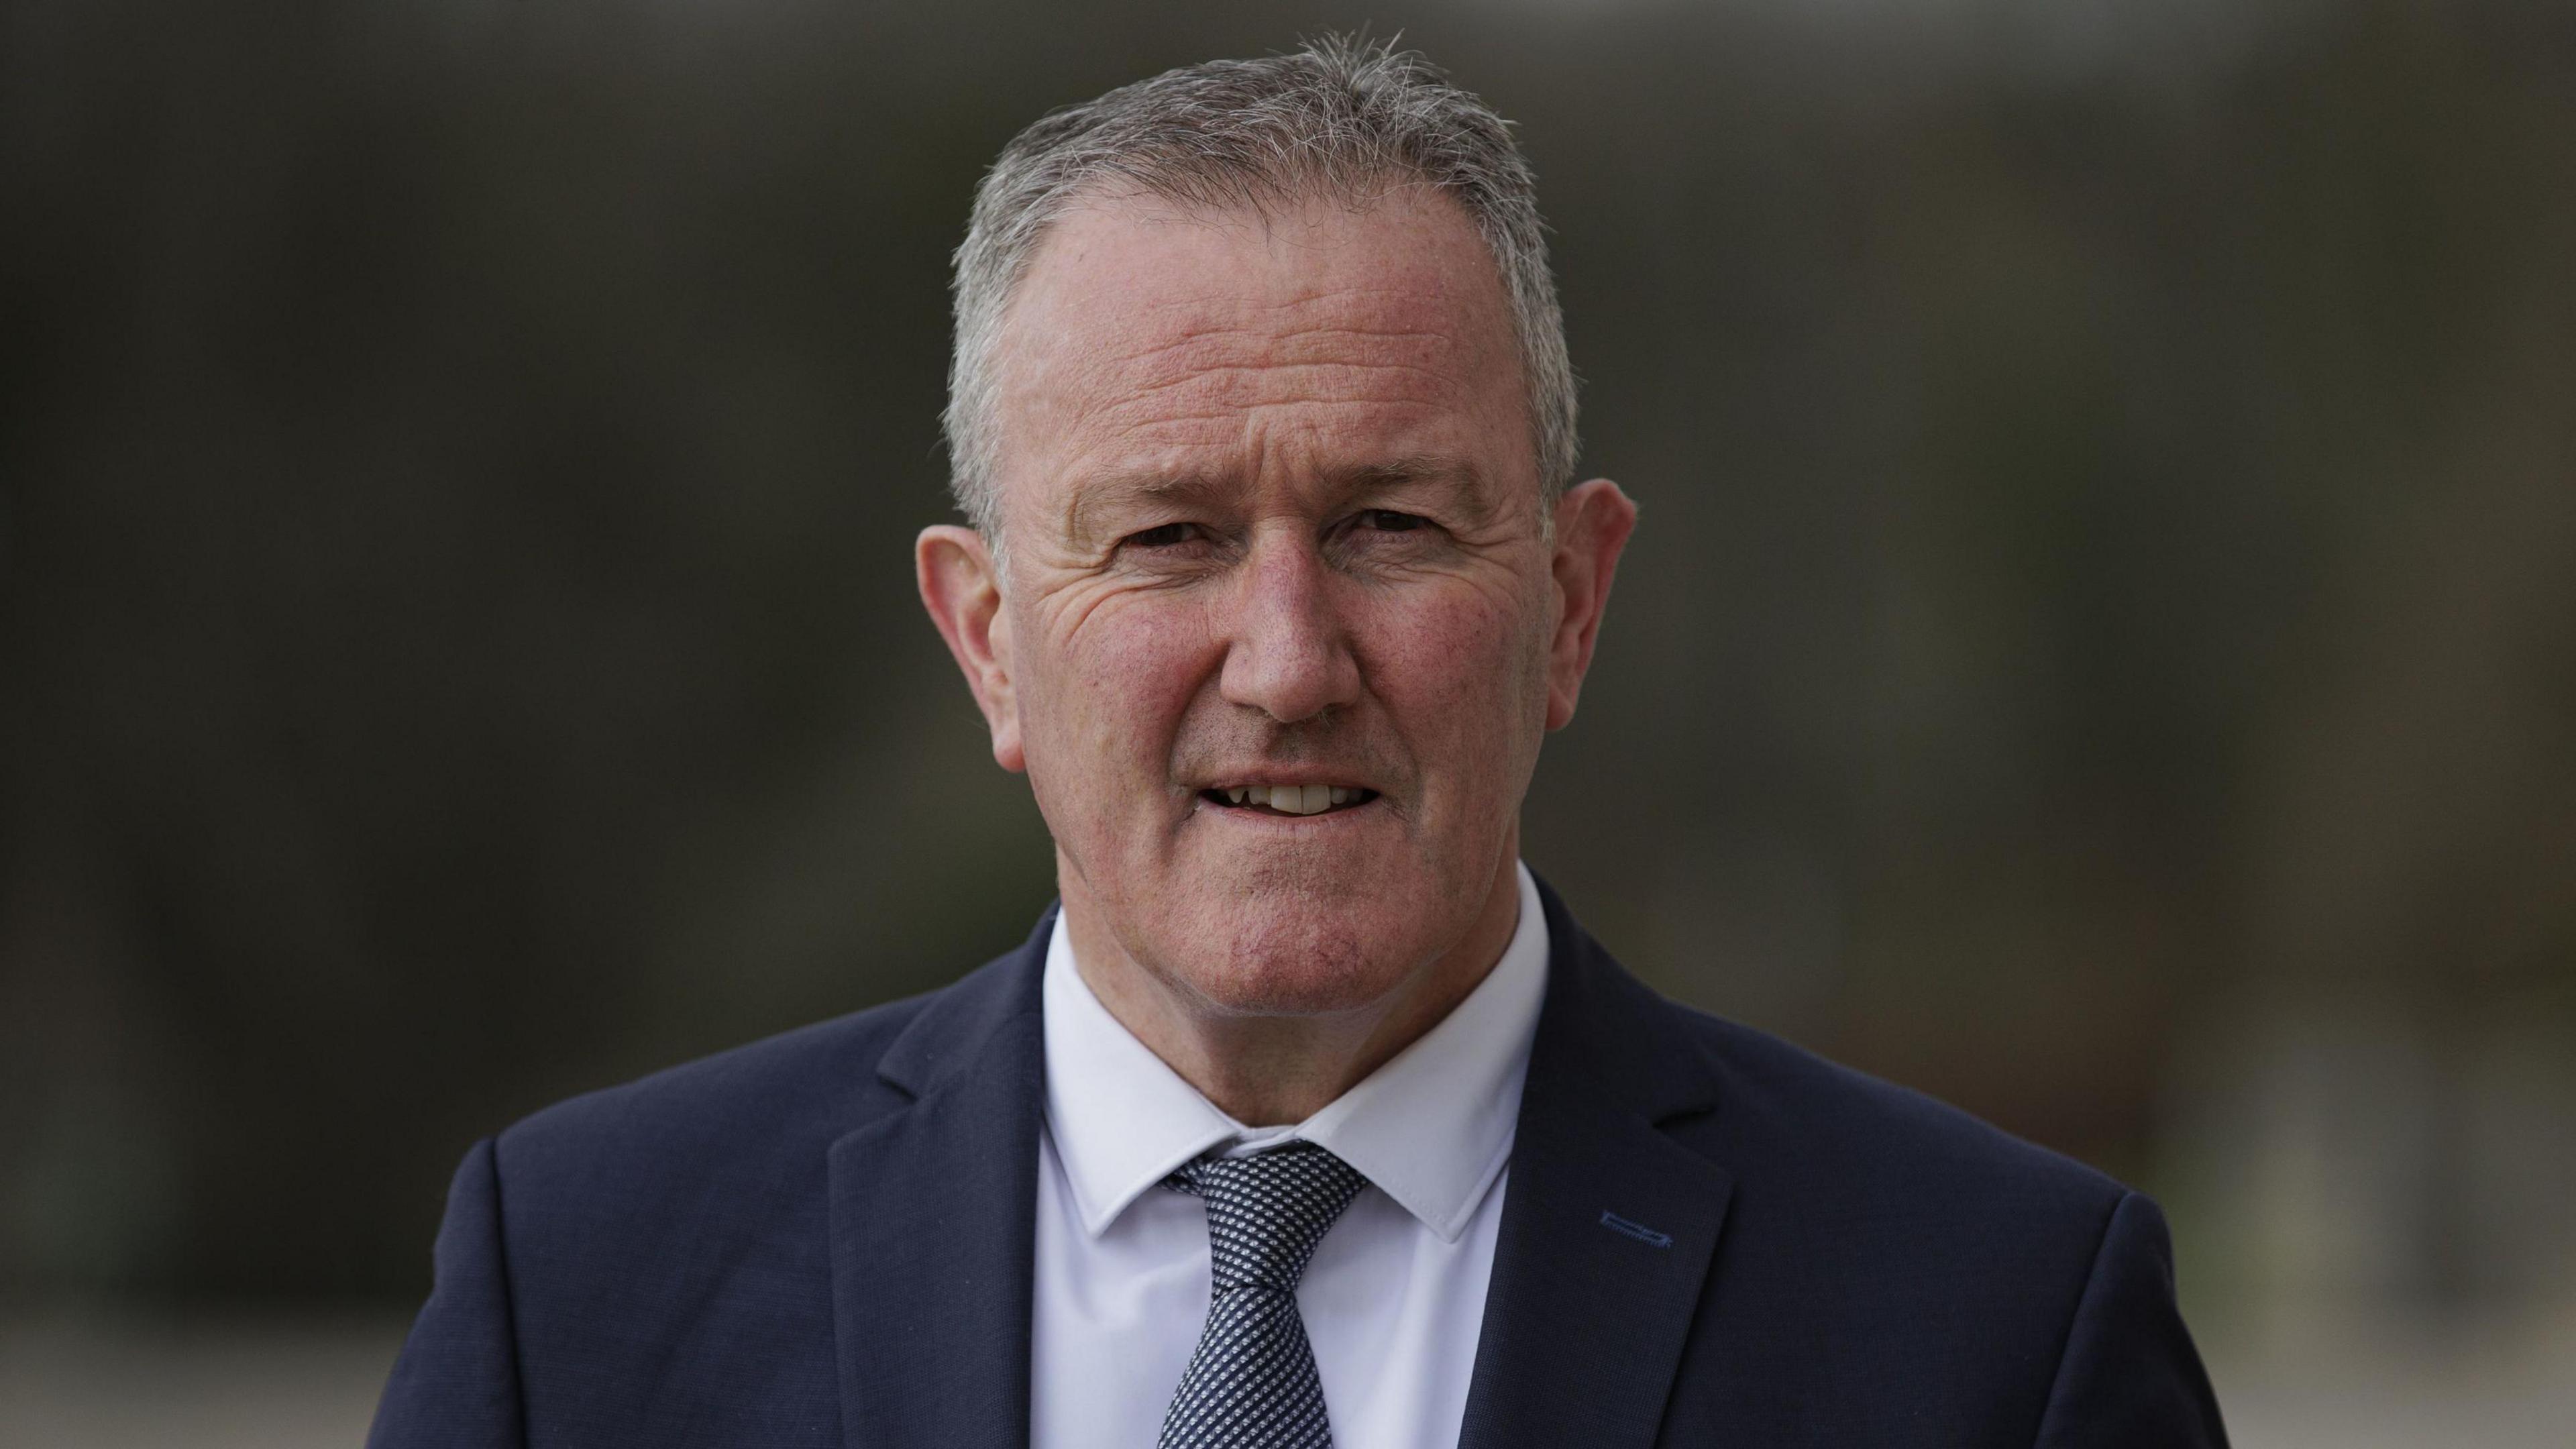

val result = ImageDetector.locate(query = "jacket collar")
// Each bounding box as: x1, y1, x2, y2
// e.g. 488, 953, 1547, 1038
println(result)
870, 906, 1055, 1101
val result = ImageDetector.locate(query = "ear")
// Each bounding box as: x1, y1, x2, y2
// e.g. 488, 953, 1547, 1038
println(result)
1544, 478, 1638, 731
916, 525, 1025, 772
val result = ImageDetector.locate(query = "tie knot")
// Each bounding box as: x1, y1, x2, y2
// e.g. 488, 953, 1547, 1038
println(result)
1165, 1141, 1368, 1292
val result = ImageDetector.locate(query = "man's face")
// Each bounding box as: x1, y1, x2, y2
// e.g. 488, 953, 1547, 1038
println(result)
934, 186, 1617, 1019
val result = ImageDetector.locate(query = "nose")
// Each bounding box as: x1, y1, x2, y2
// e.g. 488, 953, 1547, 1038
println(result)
1216, 527, 1362, 724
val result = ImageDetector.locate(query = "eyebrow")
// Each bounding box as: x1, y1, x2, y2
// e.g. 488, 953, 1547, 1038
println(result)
1061, 472, 1234, 545
1061, 455, 1493, 543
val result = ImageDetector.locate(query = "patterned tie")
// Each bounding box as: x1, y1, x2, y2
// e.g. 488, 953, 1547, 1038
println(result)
1157, 1140, 1369, 1449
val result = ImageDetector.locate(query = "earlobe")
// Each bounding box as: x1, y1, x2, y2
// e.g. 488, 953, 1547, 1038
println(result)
1544, 478, 1638, 731
986, 608, 1024, 773
914, 525, 1025, 773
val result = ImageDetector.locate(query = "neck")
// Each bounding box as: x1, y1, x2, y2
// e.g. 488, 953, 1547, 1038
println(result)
1061, 851, 1525, 1126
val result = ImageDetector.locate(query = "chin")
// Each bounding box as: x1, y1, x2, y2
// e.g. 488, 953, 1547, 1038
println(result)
1168, 900, 1427, 1018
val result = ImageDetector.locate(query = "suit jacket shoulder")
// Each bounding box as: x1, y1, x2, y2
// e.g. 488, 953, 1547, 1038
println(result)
1472, 877, 2223, 1448
1629, 1000, 2215, 1446
492, 904, 1049, 1210
376, 925, 1050, 1449
1678, 1002, 2127, 1225
494, 983, 928, 1205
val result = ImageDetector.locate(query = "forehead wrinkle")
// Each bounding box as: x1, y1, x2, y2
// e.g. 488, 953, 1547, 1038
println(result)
1005, 321, 1472, 484
1089, 329, 1469, 431
1091, 397, 1460, 499
1107, 360, 1461, 417
1107, 317, 1467, 395
1098, 260, 1481, 352
1114, 316, 1463, 370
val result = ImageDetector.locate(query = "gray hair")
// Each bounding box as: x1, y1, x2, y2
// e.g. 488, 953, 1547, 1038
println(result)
941, 36, 1580, 543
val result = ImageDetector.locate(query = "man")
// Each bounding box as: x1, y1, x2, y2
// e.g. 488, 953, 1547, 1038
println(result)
372, 38, 2226, 1449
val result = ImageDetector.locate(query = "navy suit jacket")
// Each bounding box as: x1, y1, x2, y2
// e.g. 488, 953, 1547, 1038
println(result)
370, 877, 2227, 1447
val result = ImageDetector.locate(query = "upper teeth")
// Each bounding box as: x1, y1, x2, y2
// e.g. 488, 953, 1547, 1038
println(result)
1223, 784, 1354, 814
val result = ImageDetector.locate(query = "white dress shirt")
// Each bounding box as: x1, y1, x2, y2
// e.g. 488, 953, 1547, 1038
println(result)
1031, 861, 1550, 1449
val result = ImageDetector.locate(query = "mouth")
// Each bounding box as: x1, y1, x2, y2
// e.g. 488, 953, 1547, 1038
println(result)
1197, 783, 1381, 818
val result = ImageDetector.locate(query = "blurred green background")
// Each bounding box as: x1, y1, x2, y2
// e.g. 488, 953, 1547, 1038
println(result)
3, 0, 2571, 1441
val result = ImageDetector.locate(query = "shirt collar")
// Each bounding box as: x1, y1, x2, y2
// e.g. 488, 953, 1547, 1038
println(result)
1040, 861, 1549, 1244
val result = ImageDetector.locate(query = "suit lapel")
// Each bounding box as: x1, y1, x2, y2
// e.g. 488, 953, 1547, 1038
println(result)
826, 914, 1051, 1449
1458, 878, 1735, 1449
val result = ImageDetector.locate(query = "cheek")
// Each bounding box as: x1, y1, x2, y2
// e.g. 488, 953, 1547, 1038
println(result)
1022, 593, 1214, 786
1361, 582, 1549, 776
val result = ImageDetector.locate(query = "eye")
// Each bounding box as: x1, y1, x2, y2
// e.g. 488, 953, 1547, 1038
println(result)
1123, 522, 1200, 549
1358, 509, 1426, 533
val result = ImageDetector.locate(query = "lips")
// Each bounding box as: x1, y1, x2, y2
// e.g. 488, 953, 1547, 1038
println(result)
1199, 783, 1379, 816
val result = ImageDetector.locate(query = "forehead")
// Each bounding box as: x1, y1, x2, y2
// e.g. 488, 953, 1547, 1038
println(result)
989, 187, 1530, 523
